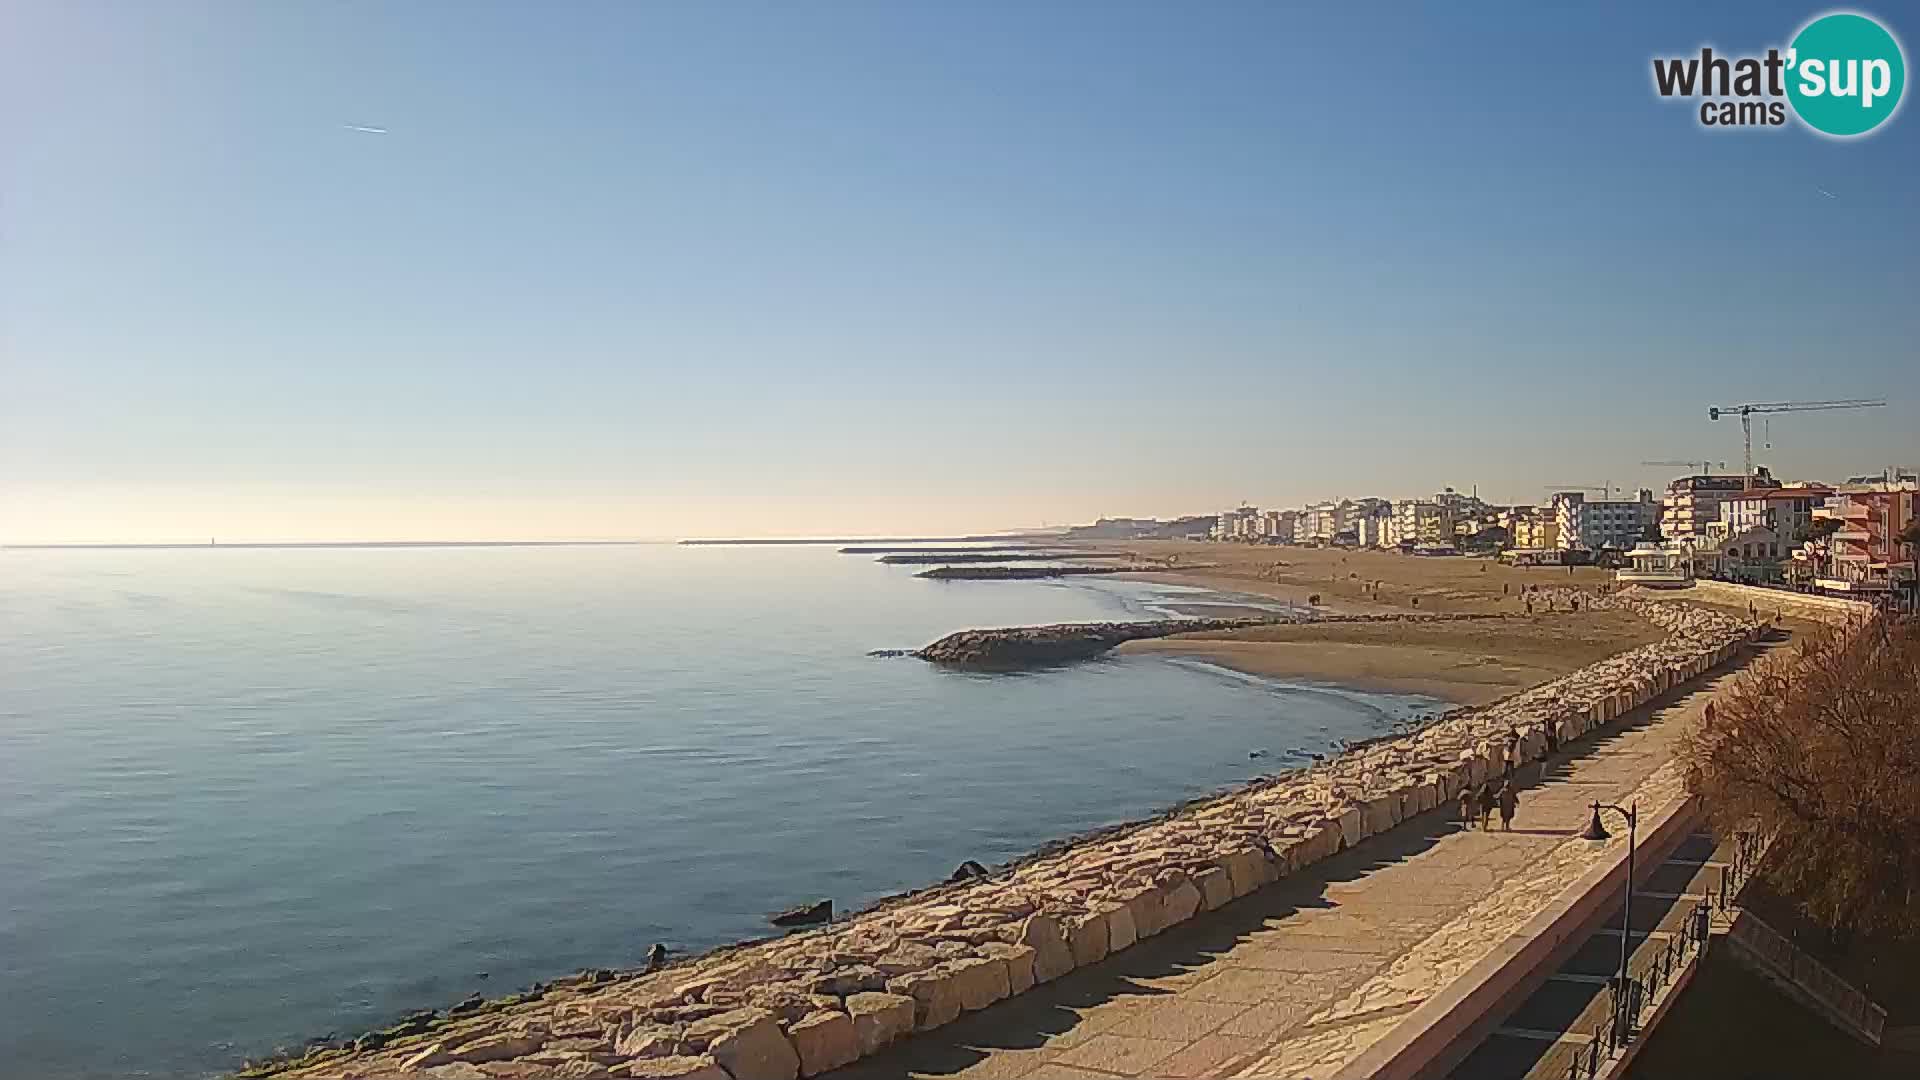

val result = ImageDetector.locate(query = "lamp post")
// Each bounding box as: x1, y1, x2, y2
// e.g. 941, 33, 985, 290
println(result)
1583, 800, 1639, 1040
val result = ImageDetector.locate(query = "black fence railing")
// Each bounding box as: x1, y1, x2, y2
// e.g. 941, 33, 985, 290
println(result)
1716, 830, 1764, 913
1560, 899, 1713, 1080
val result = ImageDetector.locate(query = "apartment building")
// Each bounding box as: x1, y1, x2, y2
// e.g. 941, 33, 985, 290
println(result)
1391, 500, 1452, 547
1553, 489, 1658, 551
1660, 470, 1769, 543
1797, 482, 1920, 598
1710, 485, 1832, 546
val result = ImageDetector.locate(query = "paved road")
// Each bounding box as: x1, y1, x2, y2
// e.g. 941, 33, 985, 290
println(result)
824, 653, 1750, 1080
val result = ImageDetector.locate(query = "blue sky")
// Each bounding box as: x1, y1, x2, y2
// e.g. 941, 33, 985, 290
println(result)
2, 1, 1915, 541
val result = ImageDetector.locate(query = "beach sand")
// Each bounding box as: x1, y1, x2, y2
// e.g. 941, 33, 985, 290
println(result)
1122, 611, 1666, 704
1094, 539, 1618, 615
1096, 541, 1659, 703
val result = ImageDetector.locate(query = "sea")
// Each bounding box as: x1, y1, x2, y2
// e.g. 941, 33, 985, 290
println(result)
0, 543, 1442, 1079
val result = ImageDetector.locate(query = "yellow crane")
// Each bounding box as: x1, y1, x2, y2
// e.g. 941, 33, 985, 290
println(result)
1708, 399, 1887, 490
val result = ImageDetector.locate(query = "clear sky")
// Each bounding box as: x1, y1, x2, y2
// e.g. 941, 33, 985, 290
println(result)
3, 1, 1915, 542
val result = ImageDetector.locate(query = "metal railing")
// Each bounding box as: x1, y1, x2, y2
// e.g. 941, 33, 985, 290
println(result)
1560, 899, 1714, 1079
1725, 914, 1888, 1045
1716, 830, 1764, 914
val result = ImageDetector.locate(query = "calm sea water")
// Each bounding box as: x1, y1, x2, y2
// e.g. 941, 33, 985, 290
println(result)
0, 545, 1438, 1079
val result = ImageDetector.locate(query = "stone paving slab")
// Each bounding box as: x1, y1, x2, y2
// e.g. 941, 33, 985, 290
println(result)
822, 658, 1744, 1080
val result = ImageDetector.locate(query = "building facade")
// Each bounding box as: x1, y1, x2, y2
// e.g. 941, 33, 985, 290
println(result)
1553, 490, 1658, 551
1660, 471, 1767, 543
1710, 486, 1831, 546
1391, 500, 1451, 547
1796, 483, 1920, 599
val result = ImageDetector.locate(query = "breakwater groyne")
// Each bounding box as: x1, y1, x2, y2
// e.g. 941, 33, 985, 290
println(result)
913, 565, 1133, 583
913, 611, 1508, 668
249, 593, 1751, 1080
877, 552, 1121, 565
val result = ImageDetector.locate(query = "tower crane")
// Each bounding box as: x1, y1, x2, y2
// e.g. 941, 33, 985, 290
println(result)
1544, 484, 1621, 498
1708, 400, 1887, 490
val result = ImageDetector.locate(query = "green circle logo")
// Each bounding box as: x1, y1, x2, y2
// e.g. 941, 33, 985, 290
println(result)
1786, 12, 1906, 136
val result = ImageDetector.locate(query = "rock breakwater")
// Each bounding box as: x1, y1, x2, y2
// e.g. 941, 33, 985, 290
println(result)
914, 617, 1274, 667
251, 592, 1751, 1080
915, 611, 1511, 668
913, 565, 1133, 582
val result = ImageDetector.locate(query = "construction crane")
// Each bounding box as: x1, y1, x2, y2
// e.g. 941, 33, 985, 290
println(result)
1641, 459, 1728, 473
1544, 484, 1621, 497
1708, 399, 1888, 490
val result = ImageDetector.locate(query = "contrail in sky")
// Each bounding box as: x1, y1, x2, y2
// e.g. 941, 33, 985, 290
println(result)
342, 124, 389, 134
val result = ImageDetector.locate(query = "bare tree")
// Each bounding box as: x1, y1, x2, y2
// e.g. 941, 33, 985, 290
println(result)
1682, 618, 1920, 938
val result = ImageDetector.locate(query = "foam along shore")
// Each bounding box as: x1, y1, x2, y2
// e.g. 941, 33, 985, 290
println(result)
250, 590, 1753, 1080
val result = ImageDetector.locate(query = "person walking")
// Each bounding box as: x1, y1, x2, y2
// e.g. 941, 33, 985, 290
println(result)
1459, 785, 1479, 828
1504, 727, 1521, 778
1497, 782, 1519, 831
1479, 781, 1499, 830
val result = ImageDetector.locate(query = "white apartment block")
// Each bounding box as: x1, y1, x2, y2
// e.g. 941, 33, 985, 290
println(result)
1553, 490, 1658, 551
1391, 500, 1451, 546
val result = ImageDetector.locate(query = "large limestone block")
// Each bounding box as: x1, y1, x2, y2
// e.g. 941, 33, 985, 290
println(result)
1223, 849, 1269, 897
618, 1055, 732, 1080
884, 968, 963, 1031
616, 1026, 687, 1059
1106, 901, 1139, 952
786, 1010, 859, 1078
979, 942, 1037, 995
1336, 807, 1366, 850
946, 955, 1011, 1012
1066, 908, 1112, 967
1121, 884, 1166, 938
874, 942, 941, 976
685, 1008, 799, 1080
1161, 878, 1203, 926
1361, 794, 1396, 837
843, 992, 915, 1056
1194, 865, 1233, 911
1016, 914, 1075, 984
1415, 780, 1440, 815
401, 1032, 546, 1070
1294, 822, 1341, 868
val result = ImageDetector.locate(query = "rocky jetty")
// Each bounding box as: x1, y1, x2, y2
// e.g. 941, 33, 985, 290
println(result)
914, 566, 1134, 582
838, 545, 1041, 556
914, 617, 1274, 667
914, 611, 1510, 668
249, 592, 1753, 1080
878, 552, 1121, 565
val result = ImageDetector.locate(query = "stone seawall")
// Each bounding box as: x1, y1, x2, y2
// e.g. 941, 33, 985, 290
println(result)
1677, 579, 1876, 626
257, 594, 1751, 1080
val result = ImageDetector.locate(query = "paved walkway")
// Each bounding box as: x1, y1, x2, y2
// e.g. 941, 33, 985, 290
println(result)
824, 652, 1754, 1080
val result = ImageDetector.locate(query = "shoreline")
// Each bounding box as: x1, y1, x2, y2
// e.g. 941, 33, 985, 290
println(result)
251, 591, 1752, 1080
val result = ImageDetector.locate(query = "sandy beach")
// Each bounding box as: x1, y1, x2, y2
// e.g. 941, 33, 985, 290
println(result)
1122, 611, 1666, 704
1093, 541, 1656, 703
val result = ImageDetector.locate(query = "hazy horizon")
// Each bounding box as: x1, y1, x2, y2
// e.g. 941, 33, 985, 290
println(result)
4, 1, 1915, 544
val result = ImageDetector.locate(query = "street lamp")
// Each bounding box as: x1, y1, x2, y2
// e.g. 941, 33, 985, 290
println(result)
1583, 801, 1639, 1040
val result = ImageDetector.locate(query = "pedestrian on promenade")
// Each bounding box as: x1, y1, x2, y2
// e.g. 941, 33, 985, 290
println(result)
1498, 782, 1519, 831
1504, 727, 1521, 777
1703, 701, 1716, 729
1479, 782, 1499, 830
1460, 785, 1479, 827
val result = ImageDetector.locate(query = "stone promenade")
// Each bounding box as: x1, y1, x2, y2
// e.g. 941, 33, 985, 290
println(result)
821, 659, 1736, 1080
